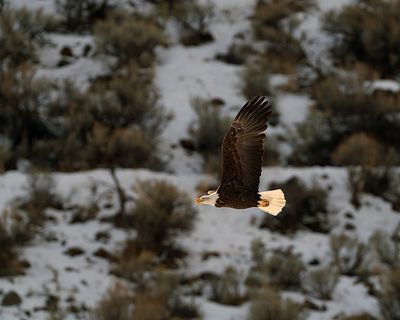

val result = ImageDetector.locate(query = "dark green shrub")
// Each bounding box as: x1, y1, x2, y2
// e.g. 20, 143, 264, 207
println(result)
322, 0, 400, 76
132, 180, 197, 255
260, 177, 329, 233
94, 11, 166, 67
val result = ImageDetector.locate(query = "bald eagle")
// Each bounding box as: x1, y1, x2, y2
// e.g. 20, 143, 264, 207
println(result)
195, 96, 286, 215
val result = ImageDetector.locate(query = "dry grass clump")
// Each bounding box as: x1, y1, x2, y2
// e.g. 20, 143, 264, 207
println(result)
209, 266, 246, 306
174, 1, 214, 46
378, 267, 400, 320
20, 171, 62, 226
94, 11, 167, 68
247, 245, 305, 291
87, 124, 162, 170
113, 241, 157, 284
331, 132, 397, 207
42, 65, 168, 171
253, 0, 314, 35
290, 75, 400, 166
0, 172, 60, 277
131, 180, 197, 256
347, 167, 396, 209
370, 230, 399, 268
132, 273, 202, 320
241, 60, 273, 101
0, 7, 57, 69
261, 177, 329, 234
93, 283, 133, 320
340, 314, 378, 320
89, 66, 168, 136
330, 233, 366, 276
332, 134, 399, 203
0, 208, 30, 277
251, 0, 313, 73
331, 133, 384, 167
0, 66, 53, 169
322, 0, 400, 77
302, 265, 339, 300
264, 249, 305, 290
94, 274, 201, 320
188, 97, 231, 173
215, 42, 255, 65
247, 288, 305, 320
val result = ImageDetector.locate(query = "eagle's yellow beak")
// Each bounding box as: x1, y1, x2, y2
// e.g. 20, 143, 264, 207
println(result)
195, 197, 202, 205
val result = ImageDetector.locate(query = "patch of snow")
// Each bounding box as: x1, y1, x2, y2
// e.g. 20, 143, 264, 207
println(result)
367, 79, 400, 93
276, 94, 313, 126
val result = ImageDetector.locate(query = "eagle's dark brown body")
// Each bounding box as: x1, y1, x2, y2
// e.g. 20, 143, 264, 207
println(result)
215, 97, 271, 209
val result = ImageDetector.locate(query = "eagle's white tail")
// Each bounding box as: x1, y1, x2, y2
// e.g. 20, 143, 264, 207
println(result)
257, 189, 286, 216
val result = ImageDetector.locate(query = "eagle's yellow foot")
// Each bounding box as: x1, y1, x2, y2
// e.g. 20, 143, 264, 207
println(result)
258, 199, 269, 207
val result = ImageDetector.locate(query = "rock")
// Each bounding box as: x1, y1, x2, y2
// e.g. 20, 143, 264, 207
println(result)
210, 97, 225, 107
345, 211, 354, 219
179, 139, 196, 151
304, 298, 326, 311
308, 258, 320, 266
64, 247, 85, 257
82, 43, 92, 57
201, 251, 220, 261
60, 45, 73, 57
2, 291, 22, 306
93, 248, 117, 262
95, 231, 111, 242
345, 222, 356, 230
57, 59, 72, 67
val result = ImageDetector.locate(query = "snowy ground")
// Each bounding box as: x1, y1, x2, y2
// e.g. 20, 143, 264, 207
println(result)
1, 0, 399, 319
1, 167, 398, 319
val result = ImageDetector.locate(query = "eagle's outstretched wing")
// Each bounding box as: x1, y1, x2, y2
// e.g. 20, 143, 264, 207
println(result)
217, 96, 271, 200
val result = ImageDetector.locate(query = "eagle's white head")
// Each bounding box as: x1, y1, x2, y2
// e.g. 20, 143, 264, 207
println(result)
195, 190, 219, 206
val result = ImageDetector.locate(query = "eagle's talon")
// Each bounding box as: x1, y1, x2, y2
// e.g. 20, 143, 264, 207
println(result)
258, 199, 269, 207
